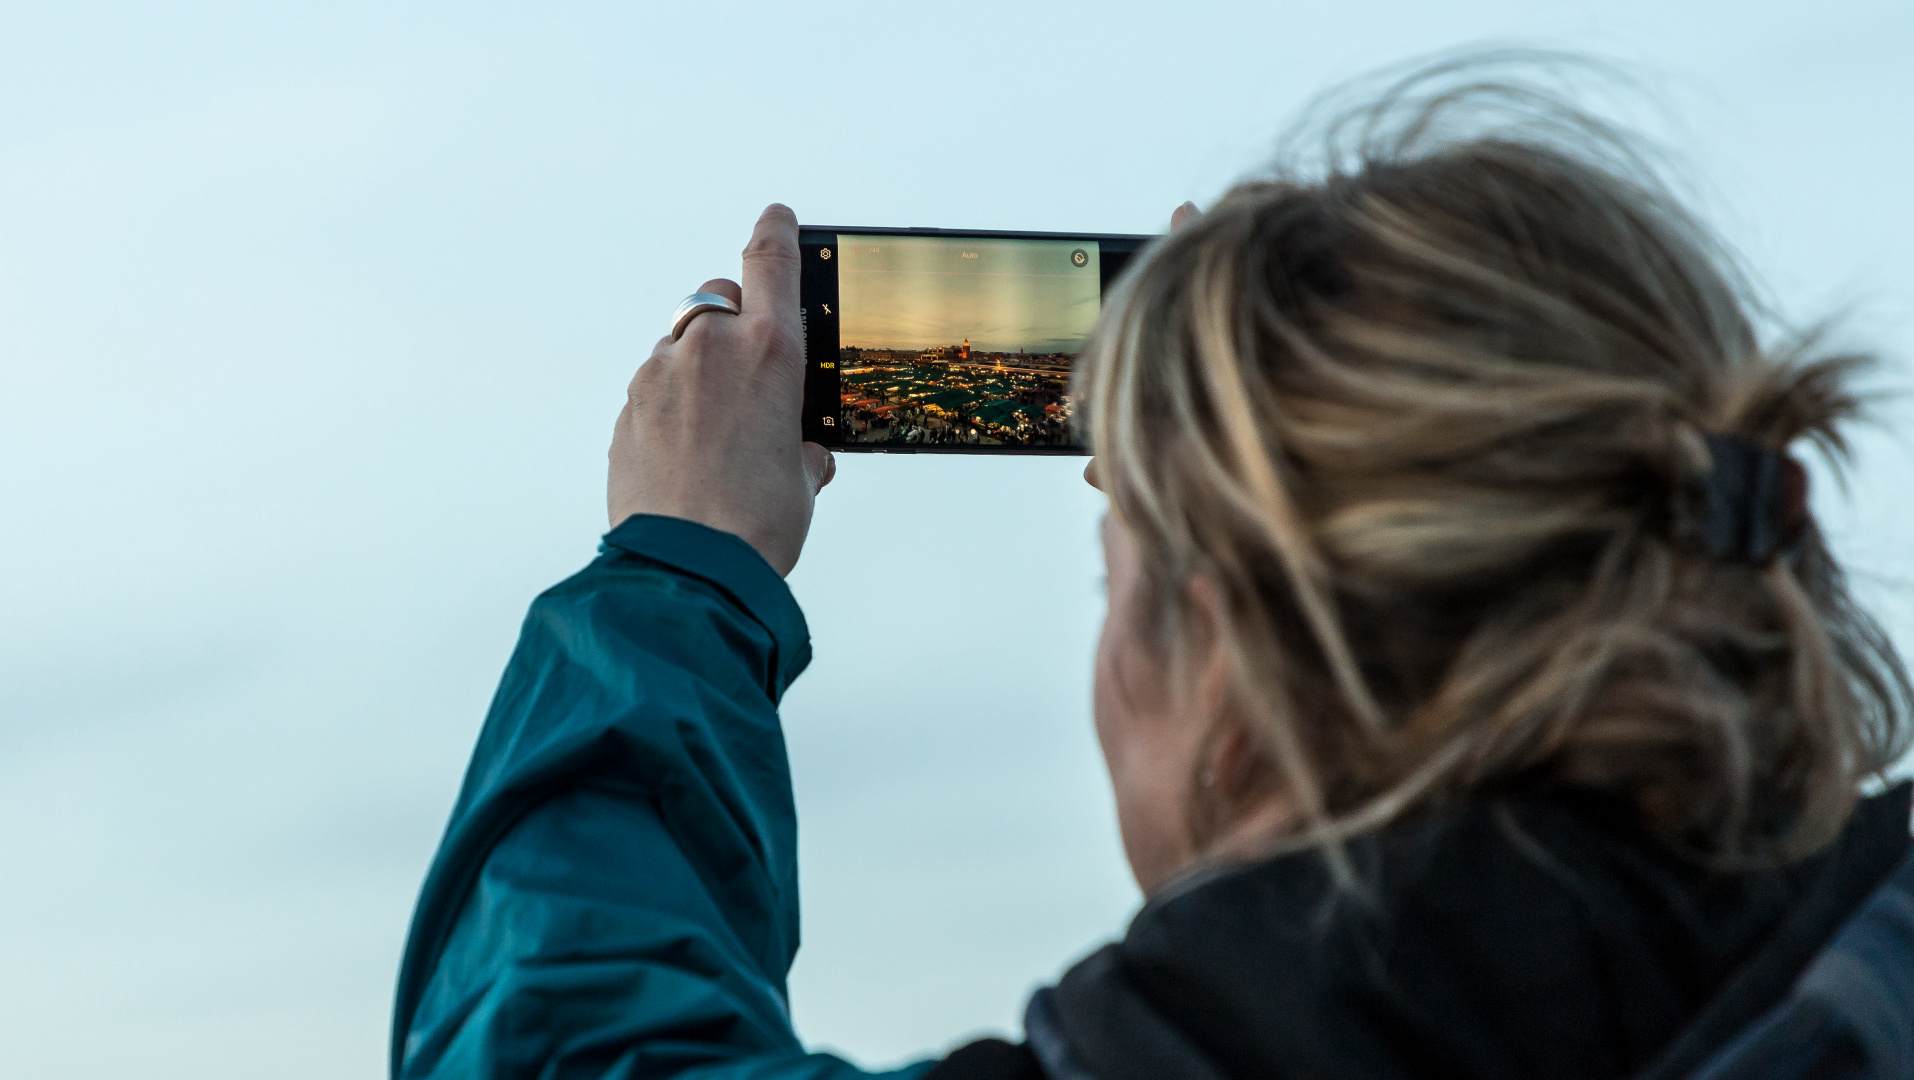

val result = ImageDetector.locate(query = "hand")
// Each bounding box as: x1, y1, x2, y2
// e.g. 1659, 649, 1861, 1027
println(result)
608, 204, 835, 577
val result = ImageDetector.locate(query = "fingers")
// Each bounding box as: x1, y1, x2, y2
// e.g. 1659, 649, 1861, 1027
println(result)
698, 278, 743, 307
1171, 201, 1201, 231
802, 442, 836, 494
740, 204, 801, 321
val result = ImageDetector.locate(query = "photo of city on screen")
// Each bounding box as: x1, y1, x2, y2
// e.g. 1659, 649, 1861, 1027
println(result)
834, 235, 1100, 448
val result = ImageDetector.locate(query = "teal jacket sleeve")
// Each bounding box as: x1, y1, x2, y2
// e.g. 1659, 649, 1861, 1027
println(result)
390, 515, 928, 1080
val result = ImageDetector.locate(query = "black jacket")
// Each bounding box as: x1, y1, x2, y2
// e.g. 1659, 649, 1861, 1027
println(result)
934, 785, 1912, 1080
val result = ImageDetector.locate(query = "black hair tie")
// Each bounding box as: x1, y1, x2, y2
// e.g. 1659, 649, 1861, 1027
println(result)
1695, 434, 1809, 564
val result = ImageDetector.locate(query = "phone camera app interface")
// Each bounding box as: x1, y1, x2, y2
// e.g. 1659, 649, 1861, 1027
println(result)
834, 235, 1099, 448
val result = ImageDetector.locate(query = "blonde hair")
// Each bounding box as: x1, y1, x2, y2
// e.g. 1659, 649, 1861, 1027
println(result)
1078, 59, 1910, 871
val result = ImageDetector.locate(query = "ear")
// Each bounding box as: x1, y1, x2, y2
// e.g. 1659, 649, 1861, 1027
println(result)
1184, 573, 1231, 724
1184, 574, 1294, 853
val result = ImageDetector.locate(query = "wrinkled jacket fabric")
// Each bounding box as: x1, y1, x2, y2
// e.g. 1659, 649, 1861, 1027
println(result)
392, 516, 919, 1080
393, 517, 1914, 1080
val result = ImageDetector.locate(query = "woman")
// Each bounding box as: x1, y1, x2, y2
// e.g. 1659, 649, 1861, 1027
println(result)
389, 71, 1914, 1080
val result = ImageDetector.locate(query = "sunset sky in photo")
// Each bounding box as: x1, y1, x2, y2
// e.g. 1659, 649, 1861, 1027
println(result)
836, 235, 1101, 354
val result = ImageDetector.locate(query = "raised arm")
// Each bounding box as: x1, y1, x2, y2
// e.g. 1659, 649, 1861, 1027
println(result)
389, 209, 907, 1080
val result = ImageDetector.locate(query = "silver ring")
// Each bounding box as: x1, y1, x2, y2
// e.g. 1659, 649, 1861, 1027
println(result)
671, 292, 740, 340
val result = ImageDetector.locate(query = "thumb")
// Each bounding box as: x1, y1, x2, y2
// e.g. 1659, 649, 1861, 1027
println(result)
801, 442, 836, 494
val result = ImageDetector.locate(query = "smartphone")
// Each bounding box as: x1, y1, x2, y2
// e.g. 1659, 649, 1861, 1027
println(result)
799, 226, 1155, 453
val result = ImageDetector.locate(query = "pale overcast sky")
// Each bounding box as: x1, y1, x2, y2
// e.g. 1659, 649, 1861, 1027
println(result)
2, 3, 1911, 1078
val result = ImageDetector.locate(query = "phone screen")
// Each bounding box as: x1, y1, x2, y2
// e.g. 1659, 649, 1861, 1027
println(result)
800, 227, 1152, 452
